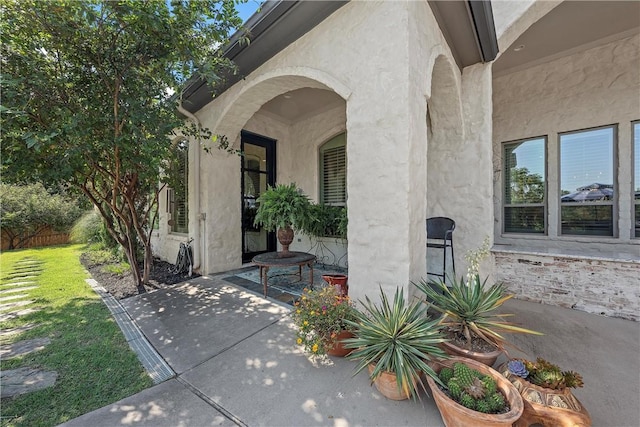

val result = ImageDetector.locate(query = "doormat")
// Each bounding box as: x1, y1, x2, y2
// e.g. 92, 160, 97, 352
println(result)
223, 264, 347, 306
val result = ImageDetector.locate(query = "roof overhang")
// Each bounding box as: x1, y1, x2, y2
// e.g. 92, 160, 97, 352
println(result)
428, 0, 499, 70
182, 0, 497, 114
181, 0, 347, 114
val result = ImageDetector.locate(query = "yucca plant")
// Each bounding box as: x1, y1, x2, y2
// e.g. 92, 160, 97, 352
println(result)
344, 286, 449, 399
414, 275, 542, 352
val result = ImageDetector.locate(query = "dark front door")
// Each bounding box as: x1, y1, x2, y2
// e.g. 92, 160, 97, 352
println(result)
241, 131, 276, 263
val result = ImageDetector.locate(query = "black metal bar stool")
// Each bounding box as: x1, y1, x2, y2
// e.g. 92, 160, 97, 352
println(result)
426, 217, 455, 285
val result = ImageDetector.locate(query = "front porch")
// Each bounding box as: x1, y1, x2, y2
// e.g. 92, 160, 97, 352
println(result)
62, 273, 640, 427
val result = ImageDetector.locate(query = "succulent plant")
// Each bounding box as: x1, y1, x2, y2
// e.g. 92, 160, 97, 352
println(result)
438, 362, 508, 414
507, 359, 529, 377
519, 357, 584, 390
440, 367, 454, 384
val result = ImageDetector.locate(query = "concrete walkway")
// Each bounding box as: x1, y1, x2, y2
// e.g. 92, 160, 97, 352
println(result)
60, 275, 640, 427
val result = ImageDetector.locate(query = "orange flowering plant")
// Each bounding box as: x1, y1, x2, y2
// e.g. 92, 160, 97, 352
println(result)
292, 286, 358, 355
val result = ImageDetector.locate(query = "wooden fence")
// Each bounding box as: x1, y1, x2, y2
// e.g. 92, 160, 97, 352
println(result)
1, 227, 70, 251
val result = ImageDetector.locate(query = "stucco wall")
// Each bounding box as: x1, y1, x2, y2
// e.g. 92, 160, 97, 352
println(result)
153, 1, 493, 304
492, 34, 640, 318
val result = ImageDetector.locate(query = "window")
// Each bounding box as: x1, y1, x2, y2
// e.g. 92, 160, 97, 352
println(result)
560, 126, 615, 236
169, 139, 189, 234
320, 133, 346, 205
503, 137, 546, 233
634, 122, 640, 237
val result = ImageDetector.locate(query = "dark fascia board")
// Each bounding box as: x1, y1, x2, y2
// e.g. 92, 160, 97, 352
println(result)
182, 0, 347, 114
467, 0, 499, 62
428, 0, 498, 70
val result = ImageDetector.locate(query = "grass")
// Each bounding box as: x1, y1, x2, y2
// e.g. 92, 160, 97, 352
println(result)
0, 245, 153, 427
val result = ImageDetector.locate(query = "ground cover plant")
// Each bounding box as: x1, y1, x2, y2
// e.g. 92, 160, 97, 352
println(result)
0, 245, 153, 426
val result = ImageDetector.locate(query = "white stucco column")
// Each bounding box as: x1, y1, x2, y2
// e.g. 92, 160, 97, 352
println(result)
458, 63, 494, 276
346, 90, 414, 302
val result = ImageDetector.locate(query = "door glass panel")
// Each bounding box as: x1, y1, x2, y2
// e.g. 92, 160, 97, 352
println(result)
244, 144, 267, 172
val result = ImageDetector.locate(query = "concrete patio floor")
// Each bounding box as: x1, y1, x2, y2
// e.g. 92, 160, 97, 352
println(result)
60, 273, 639, 427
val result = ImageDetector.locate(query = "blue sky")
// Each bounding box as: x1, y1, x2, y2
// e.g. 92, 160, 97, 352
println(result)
236, 0, 262, 24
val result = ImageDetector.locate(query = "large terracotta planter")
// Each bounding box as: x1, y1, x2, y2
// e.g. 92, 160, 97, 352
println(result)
426, 357, 524, 427
441, 341, 503, 367
498, 363, 591, 427
326, 330, 354, 357
367, 364, 417, 401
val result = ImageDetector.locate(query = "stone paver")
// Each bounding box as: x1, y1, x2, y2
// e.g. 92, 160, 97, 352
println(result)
0, 286, 38, 294
1, 337, 50, 359
0, 308, 40, 322
0, 300, 33, 311
0, 294, 28, 302
0, 367, 57, 398
0, 281, 36, 288
0, 324, 36, 338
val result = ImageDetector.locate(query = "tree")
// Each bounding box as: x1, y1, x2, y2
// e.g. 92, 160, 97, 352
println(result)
1, 0, 243, 292
0, 183, 83, 250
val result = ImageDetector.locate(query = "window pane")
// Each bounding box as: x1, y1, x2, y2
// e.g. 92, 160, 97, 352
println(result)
171, 141, 188, 234
504, 206, 545, 233
560, 127, 613, 199
320, 133, 347, 205
561, 205, 613, 236
560, 127, 614, 236
635, 122, 640, 237
504, 138, 545, 204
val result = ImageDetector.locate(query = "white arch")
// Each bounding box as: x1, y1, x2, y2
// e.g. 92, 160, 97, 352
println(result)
213, 67, 352, 143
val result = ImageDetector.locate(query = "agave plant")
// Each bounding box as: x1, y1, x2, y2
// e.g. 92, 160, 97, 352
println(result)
344, 286, 449, 398
414, 275, 542, 352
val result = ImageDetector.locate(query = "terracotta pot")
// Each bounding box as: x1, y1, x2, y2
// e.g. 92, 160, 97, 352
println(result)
322, 274, 348, 296
277, 226, 294, 257
326, 330, 354, 357
426, 357, 524, 427
367, 364, 417, 401
498, 363, 592, 427
441, 341, 503, 367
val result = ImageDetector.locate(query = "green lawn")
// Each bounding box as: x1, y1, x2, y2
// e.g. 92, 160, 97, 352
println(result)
0, 245, 153, 427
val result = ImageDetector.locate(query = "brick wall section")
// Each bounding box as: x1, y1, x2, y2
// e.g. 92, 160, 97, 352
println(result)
493, 251, 640, 321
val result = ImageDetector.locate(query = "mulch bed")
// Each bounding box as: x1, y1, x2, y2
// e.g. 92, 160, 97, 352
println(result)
80, 254, 199, 300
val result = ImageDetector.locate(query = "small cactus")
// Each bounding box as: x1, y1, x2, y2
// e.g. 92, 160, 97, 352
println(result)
488, 392, 505, 411
453, 362, 475, 387
476, 398, 492, 413
481, 375, 497, 395
439, 367, 454, 384
448, 378, 462, 399
442, 363, 508, 414
459, 393, 476, 411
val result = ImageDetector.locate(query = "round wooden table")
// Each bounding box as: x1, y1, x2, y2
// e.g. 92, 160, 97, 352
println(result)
252, 251, 316, 297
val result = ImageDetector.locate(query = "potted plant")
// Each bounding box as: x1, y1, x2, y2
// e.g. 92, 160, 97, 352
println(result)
499, 358, 591, 427
414, 274, 543, 366
343, 286, 449, 400
291, 286, 358, 357
253, 183, 312, 257
426, 356, 524, 426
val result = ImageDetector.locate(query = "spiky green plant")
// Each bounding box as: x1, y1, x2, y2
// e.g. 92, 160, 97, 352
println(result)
438, 362, 508, 413
414, 275, 543, 351
344, 286, 449, 399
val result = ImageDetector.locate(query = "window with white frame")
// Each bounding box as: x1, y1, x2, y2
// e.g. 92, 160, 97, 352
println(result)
320, 133, 346, 205
634, 121, 640, 238
168, 139, 189, 234
559, 125, 616, 236
503, 137, 546, 234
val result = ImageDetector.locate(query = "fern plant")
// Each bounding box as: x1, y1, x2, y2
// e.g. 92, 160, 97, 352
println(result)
253, 183, 312, 231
